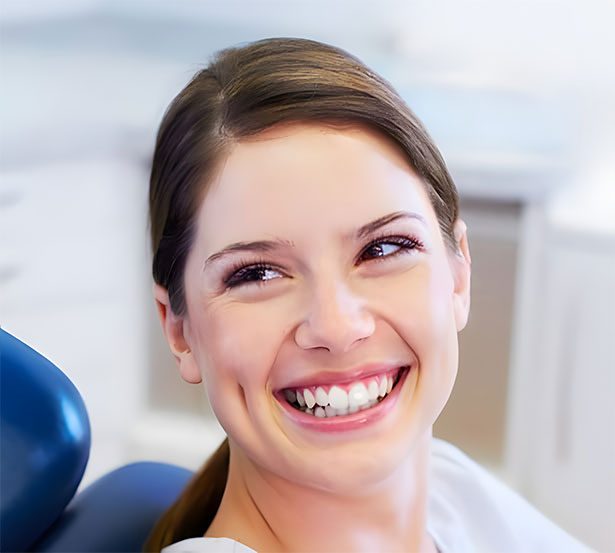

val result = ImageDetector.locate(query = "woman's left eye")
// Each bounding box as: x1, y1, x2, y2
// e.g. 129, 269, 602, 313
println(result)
357, 235, 424, 264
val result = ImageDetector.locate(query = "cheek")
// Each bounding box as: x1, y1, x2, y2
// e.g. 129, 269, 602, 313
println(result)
386, 263, 459, 382
190, 300, 285, 402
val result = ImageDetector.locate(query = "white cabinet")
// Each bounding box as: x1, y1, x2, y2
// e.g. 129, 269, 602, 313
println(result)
434, 197, 521, 467
0, 161, 148, 306
506, 224, 615, 552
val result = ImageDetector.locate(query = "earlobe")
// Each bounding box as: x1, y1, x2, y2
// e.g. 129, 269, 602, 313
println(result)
450, 219, 472, 331
152, 283, 202, 384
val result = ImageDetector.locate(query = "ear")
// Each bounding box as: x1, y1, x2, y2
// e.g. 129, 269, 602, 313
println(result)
153, 283, 202, 384
449, 219, 472, 332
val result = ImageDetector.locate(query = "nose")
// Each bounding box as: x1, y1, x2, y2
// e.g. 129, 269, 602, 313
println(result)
294, 279, 376, 354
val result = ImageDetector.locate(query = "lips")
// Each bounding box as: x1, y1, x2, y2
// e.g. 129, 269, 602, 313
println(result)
278, 361, 409, 391
274, 365, 411, 431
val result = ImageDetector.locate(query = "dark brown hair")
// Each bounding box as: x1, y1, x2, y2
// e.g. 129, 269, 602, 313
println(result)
145, 37, 459, 552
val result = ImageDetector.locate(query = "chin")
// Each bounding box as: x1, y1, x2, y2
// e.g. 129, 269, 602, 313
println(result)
280, 429, 422, 495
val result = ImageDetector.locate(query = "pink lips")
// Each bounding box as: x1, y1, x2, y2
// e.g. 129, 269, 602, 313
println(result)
276, 366, 411, 432
279, 361, 408, 391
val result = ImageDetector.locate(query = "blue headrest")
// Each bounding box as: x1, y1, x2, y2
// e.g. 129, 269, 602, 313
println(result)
31, 461, 194, 552
1, 329, 197, 552
0, 328, 91, 552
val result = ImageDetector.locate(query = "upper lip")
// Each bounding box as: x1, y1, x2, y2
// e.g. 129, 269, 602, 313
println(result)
279, 361, 409, 391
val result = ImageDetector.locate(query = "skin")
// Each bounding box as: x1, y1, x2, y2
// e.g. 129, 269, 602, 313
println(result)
154, 123, 471, 552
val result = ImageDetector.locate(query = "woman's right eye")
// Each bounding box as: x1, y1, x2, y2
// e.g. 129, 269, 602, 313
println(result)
224, 263, 284, 289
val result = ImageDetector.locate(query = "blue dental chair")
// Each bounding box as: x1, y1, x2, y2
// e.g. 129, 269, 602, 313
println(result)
0, 328, 194, 552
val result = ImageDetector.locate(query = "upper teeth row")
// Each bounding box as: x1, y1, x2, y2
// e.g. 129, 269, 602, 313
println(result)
284, 374, 395, 412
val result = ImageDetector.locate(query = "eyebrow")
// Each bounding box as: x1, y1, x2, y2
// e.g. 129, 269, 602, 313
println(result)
202, 210, 426, 270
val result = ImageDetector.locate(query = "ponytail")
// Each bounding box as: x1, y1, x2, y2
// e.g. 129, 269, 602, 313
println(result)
143, 438, 229, 552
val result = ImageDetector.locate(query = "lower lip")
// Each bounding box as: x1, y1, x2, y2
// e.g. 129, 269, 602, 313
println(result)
276, 366, 411, 432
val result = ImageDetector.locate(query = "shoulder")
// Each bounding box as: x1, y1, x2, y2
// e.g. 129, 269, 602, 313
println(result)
428, 438, 593, 553
161, 537, 256, 553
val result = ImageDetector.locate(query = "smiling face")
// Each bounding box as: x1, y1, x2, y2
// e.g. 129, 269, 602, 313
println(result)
157, 122, 471, 493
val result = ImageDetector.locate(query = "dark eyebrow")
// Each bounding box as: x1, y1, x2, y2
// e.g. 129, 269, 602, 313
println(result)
203, 210, 426, 271
351, 210, 426, 240
203, 237, 296, 270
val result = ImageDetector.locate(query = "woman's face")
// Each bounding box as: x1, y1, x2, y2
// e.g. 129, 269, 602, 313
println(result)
162, 123, 470, 492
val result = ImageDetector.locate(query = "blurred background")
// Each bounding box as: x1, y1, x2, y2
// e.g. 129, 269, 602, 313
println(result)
1, 0, 614, 550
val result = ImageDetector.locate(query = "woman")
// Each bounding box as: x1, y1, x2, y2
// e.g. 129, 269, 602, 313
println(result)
145, 38, 590, 552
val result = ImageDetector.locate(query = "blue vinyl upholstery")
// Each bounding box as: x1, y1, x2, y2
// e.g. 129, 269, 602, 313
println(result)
0, 329, 194, 552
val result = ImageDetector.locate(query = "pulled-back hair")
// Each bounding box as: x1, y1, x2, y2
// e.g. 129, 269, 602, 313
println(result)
145, 36, 458, 552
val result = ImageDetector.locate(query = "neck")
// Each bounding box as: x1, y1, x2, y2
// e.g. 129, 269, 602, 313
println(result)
205, 431, 437, 553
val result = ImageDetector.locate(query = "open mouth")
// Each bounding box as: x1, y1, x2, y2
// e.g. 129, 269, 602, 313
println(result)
277, 366, 409, 419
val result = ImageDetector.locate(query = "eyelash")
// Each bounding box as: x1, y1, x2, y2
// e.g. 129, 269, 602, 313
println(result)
222, 233, 425, 290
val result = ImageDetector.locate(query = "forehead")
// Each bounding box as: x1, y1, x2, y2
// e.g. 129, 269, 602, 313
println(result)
197, 123, 434, 248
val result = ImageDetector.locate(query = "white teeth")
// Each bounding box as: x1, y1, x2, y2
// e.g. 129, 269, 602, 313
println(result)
328, 385, 349, 410
303, 388, 316, 409
348, 382, 369, 409
367, 379, 379, 401
314, 406, 326, 418
286, 368, 406, 418
378, 376, 387, 397
296, 391, 306, 407
315, 386, 329, 407
325, 405, 337, 417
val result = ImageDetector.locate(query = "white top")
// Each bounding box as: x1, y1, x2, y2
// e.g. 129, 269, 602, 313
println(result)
162, 438, 593, 553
